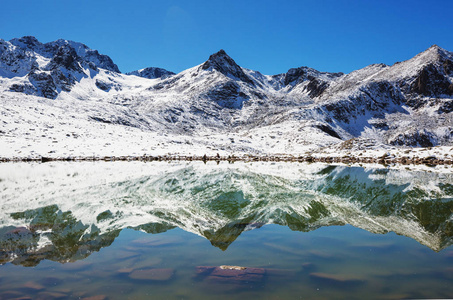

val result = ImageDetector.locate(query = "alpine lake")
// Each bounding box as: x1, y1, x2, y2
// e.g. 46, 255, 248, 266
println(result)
0, 161, 452, 300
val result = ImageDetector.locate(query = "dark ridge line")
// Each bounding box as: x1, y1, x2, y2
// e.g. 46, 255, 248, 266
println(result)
0, 154, 452, 166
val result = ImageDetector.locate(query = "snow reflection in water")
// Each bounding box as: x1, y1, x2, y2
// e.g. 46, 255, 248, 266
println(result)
0, 161, 452, 299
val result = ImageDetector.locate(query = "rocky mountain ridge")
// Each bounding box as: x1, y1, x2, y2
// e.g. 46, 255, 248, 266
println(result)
1, 36, 453, 158
126, 67, 175, 79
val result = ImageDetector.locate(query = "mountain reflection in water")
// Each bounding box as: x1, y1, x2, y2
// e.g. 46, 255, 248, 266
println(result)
0, 161, 452, 266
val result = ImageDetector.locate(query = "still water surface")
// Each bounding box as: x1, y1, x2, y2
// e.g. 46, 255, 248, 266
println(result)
0, 161, 452, 299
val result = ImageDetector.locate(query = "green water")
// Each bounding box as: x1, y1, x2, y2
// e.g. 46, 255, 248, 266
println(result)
0, 161, 452, 299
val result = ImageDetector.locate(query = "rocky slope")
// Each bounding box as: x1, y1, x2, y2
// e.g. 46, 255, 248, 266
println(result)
0, 36, 453, 158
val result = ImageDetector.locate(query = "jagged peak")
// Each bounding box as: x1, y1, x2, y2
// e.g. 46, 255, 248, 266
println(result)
127, 66, 175, 79
202, 49, 239, 70
53, 38, 69, 44
1, 36, 121, 77
51, 38, 85, 47
13, 36, 40, 44
49, 44, 83, 71
201, 49, 254, 84
213, 49, 228, 56
9, 36, 43, 50
44, 39, 119, 73
45, 39, 89, 54
284, 66, 343, 86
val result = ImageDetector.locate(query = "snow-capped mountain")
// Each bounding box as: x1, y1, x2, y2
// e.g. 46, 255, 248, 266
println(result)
0, 162, 452, 265
0, 36, 120, 99
1, 36, 453, 159
127, 67, 175, 79
314, 45, 453, 146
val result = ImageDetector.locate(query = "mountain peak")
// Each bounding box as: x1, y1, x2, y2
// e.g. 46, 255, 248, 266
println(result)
427, 44, 448, 52
42, 39, 120, 73
127, 67, 175, 79
421, 44, 452, 59
9, 36, 43, 50
214, 49, 227, 56
16, 36, 40, 44
201, 50, 254, 84
202, 49, 236, 70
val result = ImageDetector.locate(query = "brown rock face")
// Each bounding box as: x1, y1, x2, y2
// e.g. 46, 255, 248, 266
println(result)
410, 64, 453, 97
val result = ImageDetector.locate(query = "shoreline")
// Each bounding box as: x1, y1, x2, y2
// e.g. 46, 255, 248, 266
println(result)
2, 153, 452, 165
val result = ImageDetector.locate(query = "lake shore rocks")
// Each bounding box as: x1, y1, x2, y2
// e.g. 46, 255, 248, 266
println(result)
2, 152, 453, 166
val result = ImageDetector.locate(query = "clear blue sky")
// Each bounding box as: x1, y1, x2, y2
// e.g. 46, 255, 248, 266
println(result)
1, 0, 452, 75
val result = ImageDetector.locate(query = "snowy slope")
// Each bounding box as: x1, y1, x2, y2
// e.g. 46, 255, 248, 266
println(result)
315, 45, 453, 146
1, 36, 453, 159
